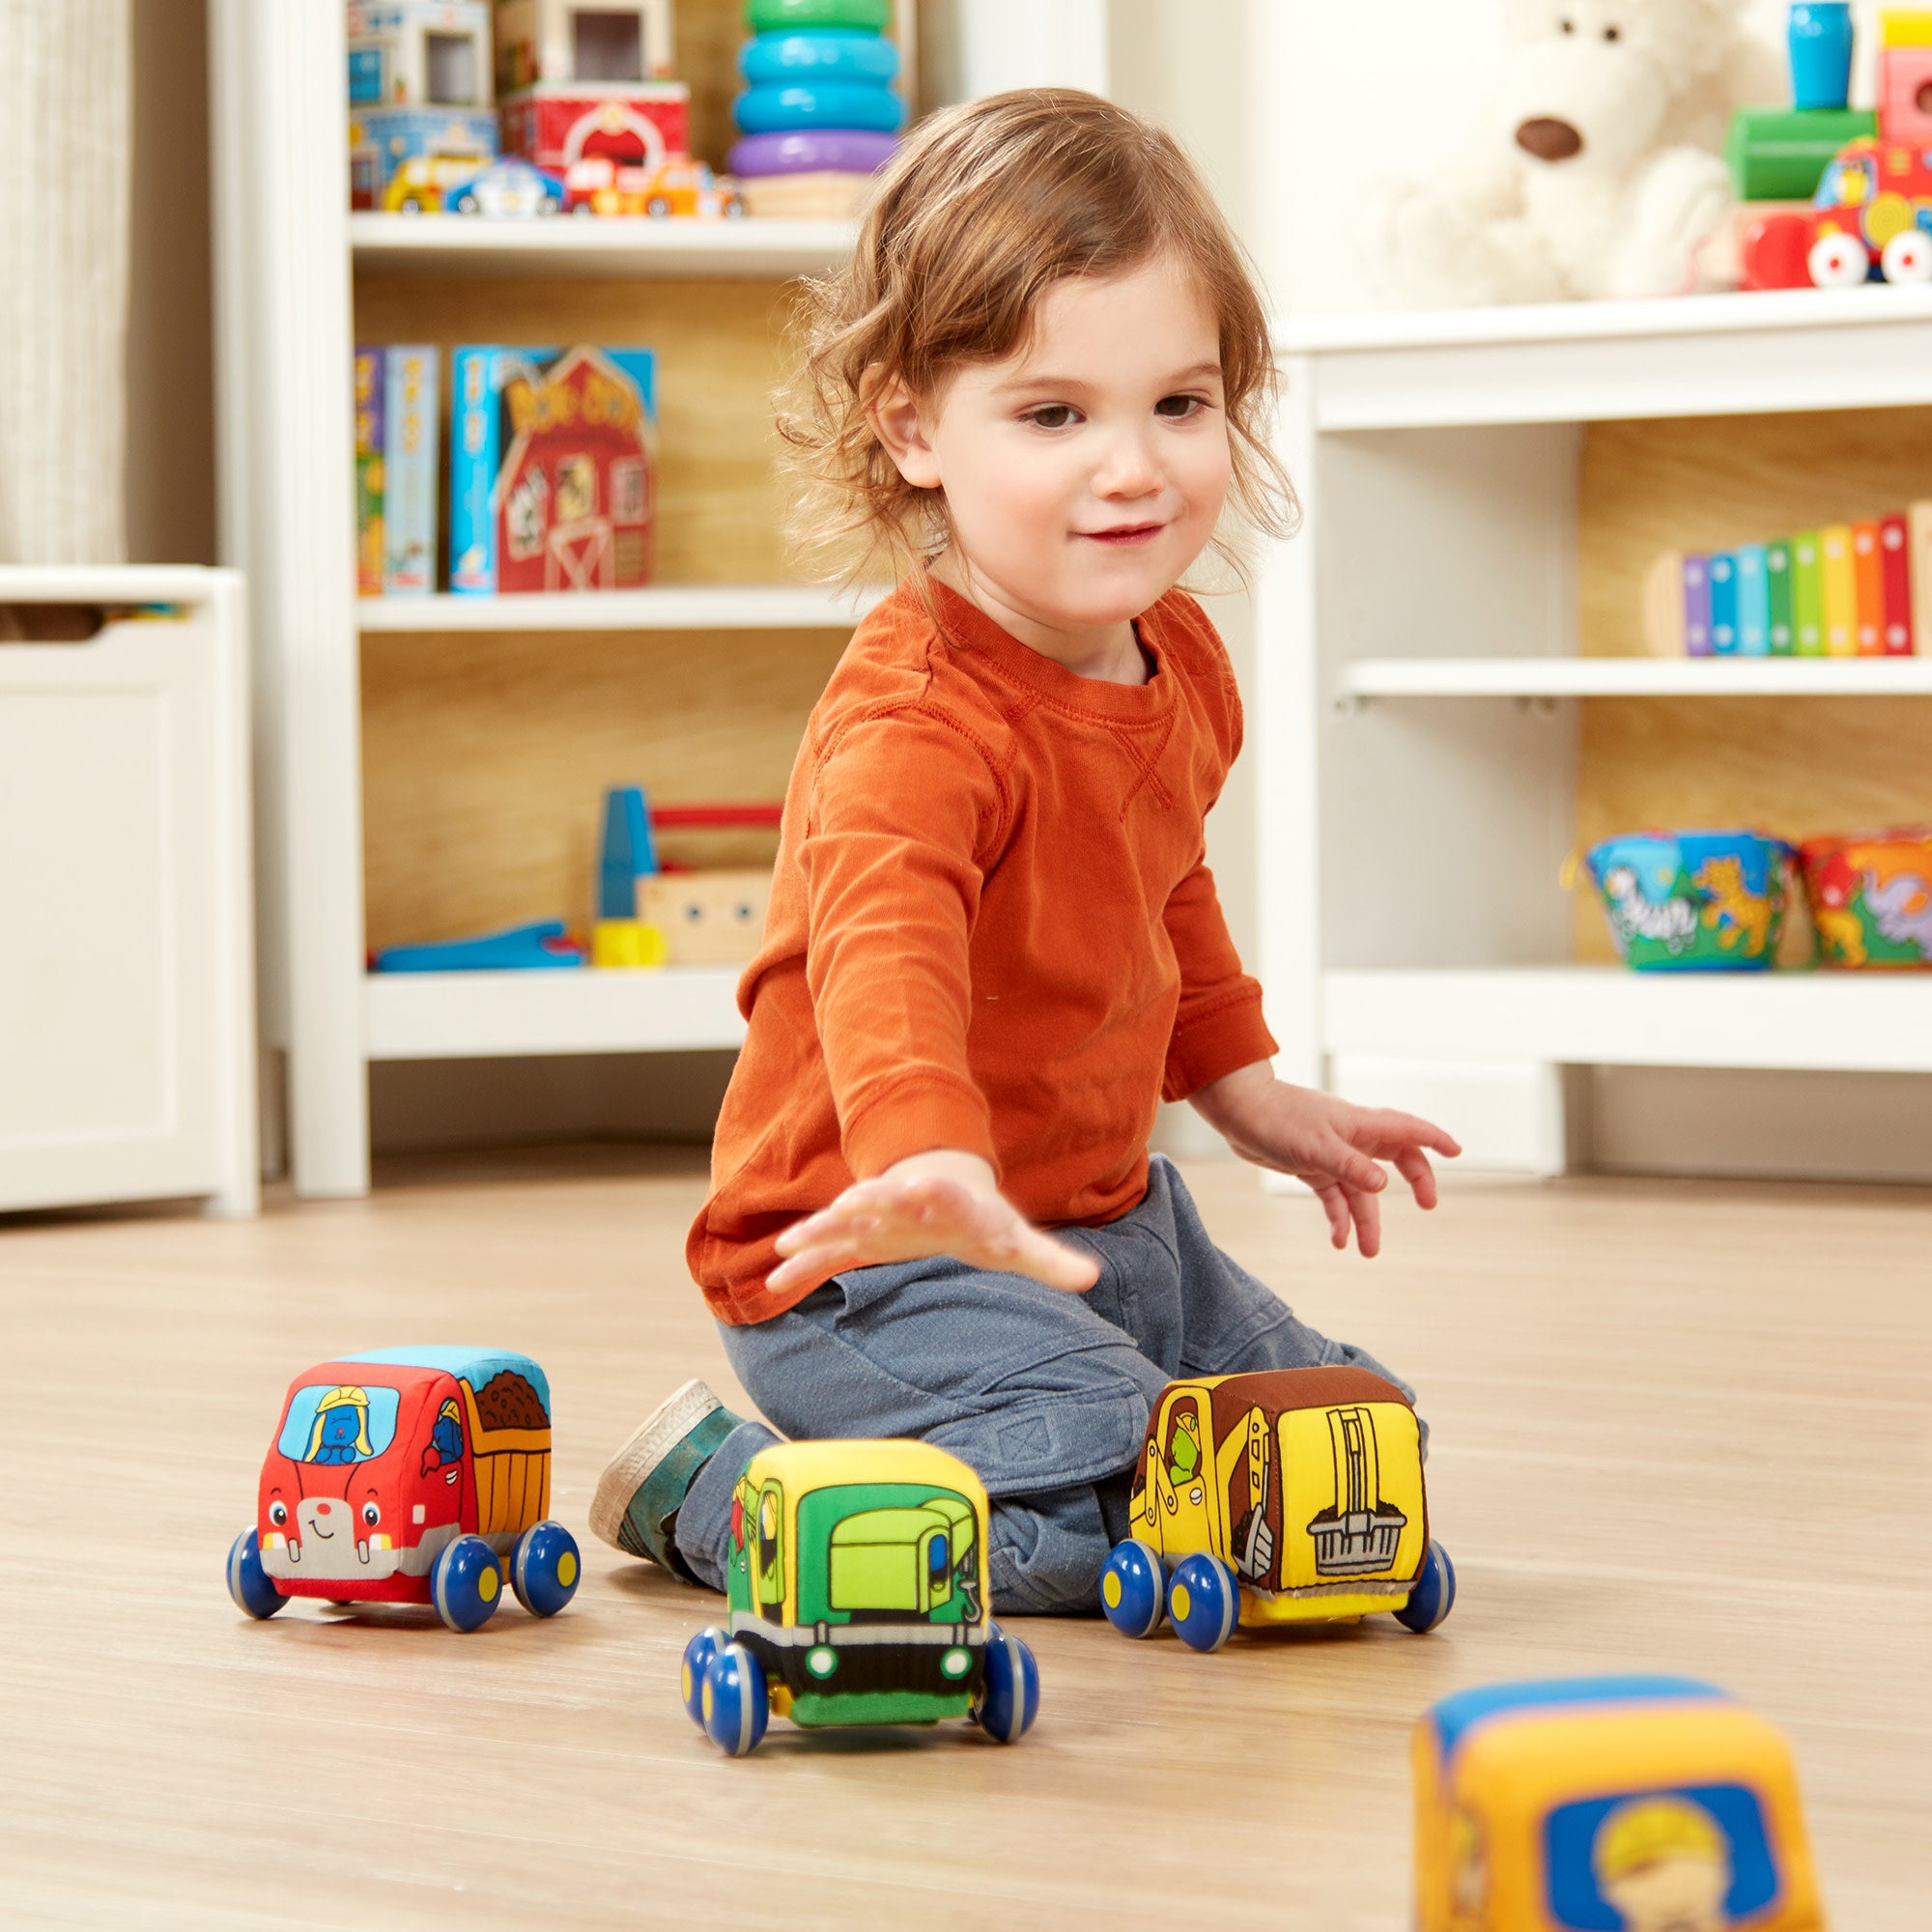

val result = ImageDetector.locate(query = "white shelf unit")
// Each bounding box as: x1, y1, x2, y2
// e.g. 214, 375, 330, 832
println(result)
212, 0, 1111, 1196
1257, 291, 1932, 1170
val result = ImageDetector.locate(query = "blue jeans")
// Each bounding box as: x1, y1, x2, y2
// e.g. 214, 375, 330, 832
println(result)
673, 1155, 1417, 1613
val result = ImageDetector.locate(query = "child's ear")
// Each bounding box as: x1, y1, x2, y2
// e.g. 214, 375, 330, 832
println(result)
864, 370, 943, 492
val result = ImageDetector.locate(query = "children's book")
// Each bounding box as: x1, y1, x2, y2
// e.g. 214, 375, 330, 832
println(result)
354, 347, 385, 599
450, 345, 658, 595
382, 346, 439, 596
1765, 537, 1794, 654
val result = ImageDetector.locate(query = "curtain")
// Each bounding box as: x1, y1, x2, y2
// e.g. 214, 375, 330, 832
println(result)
0, 0, 131, 564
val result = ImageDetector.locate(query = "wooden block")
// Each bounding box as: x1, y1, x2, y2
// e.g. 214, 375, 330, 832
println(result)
1853, 518, 1886, 655
1820, 522, 1858, 655
1880, 512, 1914, 655
638, 867, 773, 965
1639, 550, 1686, 654
1881, 7, 1932, 50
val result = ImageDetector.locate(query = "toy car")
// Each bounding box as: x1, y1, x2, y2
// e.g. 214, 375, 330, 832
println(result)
225, 1347, 581, 1632
680, 1439, 1039, 1756
1414, 1677, 1827, 1931
445, 157, 565, 217
562, 155, 747, 219
1098, 1366, 1455, 1650
381, 153, 495, 213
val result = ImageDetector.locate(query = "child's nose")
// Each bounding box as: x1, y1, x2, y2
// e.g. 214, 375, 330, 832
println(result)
1094, 429, 1161, 497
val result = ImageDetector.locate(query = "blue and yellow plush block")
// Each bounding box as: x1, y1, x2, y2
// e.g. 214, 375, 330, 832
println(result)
680, 1439, 1039, 1756
1414, 1677, 1826, 1931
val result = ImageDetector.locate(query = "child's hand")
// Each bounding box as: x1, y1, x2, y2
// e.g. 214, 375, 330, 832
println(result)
1189, 1061, 1461, 1259
768, 1149, 1101, 1298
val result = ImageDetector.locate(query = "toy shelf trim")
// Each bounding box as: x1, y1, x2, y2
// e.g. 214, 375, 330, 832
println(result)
1343, 656, 1932, 699
1322, 966, 1932, 1076
363, 967, 748, 1061
356, 584, 891, 634
349, 212, 858, 280
1277, 288, 1932, 430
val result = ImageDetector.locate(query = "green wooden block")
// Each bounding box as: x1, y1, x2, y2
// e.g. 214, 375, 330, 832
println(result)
1725, 106, 1878, 201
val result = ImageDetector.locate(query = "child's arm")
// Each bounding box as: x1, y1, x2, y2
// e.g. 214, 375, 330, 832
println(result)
768, 1147, 1099, 1296
1189, 1060, 1462, 1260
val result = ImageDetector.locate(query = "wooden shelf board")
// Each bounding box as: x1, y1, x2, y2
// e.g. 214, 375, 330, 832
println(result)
1278, 287, 1932, 430
357, 584, 888, 634
349, 212, 856, 279
1323, 965, 1932, 1074
1346, 656, 1932, 699
363, 967, 747, 1061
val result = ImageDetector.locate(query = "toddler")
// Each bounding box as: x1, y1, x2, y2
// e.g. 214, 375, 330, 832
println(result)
591, 90, 1459, 1613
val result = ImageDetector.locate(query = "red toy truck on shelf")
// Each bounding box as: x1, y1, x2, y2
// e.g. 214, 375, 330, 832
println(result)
225, 1347, 581, 1632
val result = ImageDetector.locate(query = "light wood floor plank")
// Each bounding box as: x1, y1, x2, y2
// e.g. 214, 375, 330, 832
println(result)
1, 1153, 1925, 1927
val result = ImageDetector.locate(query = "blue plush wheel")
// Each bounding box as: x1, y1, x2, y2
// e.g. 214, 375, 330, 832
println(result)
226, 1527, 284, 1619
1394, 1539, 1457, 1634
701, 1643, 770, 1756
510, 1520, 581, 1618
681, 1626, 727, 1727
1098, 1538, 1168, 1638
1168, 1552, 1240, 1653
431, 1534, 504, 1633
972, 1625, 1039, 1744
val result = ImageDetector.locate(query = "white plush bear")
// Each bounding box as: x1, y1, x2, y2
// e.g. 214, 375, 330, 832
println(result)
1365, 0, 1784, 305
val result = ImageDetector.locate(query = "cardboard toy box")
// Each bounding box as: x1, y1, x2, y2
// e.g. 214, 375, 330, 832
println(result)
449, 345, 657, 595
498, 83, 689, 175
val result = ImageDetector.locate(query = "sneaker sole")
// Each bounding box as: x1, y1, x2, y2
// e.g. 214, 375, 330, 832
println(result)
589, 1377, 723, 1552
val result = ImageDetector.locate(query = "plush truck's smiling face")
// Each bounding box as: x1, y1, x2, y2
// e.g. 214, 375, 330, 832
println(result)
256, 1364, 467, 1600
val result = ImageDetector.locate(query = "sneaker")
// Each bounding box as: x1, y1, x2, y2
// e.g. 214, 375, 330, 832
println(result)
590, 1378, 747, 1580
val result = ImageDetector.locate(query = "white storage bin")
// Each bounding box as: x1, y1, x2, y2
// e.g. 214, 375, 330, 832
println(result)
0, 567, 257, 1215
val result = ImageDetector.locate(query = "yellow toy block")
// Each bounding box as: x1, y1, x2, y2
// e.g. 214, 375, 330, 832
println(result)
590, 919, 667, 968
1414, 1677, 1826, 1931
1880, 9, 1932, 49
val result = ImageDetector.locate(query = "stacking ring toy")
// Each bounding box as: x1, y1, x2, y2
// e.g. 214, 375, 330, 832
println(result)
741, 28, 899, 86
747, 0, 890, 32
734, 80, 906, 136
727, 128, 900, 177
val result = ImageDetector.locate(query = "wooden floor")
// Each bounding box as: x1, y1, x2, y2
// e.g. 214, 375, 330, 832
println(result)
3, 1151, 1926, 1929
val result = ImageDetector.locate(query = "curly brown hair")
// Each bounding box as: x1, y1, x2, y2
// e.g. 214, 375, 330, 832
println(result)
776, 88, 1296, 587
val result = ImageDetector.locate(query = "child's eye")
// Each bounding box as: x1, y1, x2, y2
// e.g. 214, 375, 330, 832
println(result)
1021, 405, 1079, 430
1154, 394, 1208, 419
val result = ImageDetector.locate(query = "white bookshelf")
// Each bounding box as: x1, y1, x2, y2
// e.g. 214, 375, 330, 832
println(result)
1256, 295, 1932, 1173
355, 584, 887, 634
364, 967, 746, 1061
349, 211, 858, 280
213, 0, 1112, 1196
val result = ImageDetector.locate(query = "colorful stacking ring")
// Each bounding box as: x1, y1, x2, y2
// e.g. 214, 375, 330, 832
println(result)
741, 28, 899, 86
727, 128, 899, 177
747, 0, 890, 31
734, 80, 907, 136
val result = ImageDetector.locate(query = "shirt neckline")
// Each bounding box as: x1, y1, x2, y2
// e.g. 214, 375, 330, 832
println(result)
923, 575, 1178, 723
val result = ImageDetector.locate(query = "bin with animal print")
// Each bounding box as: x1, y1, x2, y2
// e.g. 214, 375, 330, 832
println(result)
1580, 830, 1795, 972
1098, 1366, 1455, 1652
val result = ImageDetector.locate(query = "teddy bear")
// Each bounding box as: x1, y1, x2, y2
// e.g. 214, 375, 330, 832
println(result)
1363, 0, 1784, 305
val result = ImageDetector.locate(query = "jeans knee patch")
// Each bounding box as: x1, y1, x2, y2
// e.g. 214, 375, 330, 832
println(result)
931, 1378, 1151, 1498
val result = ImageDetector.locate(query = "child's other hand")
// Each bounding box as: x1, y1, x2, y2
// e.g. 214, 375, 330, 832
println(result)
768, 1149, 1101, 1298
1189, 1062, 1461, 1259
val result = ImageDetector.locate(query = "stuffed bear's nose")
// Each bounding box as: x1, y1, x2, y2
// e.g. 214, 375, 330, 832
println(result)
1516, 117, 1584, 161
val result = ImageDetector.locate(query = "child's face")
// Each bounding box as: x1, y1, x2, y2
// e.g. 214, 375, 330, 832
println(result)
880, 254, 1232, 639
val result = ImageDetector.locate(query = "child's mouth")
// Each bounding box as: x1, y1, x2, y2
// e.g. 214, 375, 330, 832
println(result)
1077, 522, 1165, 547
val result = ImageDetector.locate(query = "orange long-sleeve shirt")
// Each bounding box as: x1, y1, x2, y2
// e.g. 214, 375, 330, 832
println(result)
689, 576, 1277, 1325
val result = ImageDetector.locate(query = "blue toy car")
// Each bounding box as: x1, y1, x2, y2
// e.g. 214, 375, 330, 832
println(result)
446, 158, 564, 218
